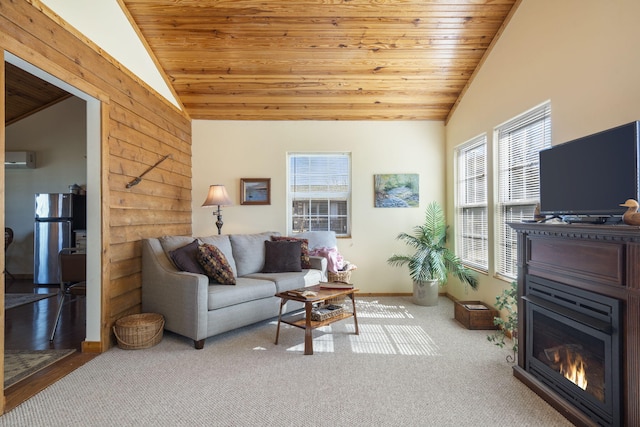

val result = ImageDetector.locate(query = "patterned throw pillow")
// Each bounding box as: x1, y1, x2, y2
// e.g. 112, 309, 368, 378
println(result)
271, 236, 311, 269
197, 243, 236, 285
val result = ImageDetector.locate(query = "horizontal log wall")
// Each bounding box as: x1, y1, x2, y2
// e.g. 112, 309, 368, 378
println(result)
0, 0, 192, 362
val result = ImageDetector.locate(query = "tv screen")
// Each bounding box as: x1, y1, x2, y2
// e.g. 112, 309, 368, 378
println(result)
539, 121, 640, 217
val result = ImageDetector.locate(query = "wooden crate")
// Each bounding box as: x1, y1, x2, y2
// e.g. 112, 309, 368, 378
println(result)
454, 300, 499, 330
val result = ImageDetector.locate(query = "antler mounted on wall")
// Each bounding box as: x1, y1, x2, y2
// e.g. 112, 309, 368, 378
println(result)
125, 154, 173, 188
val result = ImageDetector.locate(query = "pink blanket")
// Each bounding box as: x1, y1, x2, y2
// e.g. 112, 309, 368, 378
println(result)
310, 247, 344, 273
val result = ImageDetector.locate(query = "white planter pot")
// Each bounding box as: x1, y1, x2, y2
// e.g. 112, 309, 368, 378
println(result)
412, 279, 440, 306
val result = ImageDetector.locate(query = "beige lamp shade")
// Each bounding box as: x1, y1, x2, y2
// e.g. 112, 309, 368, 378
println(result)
202, 184, 233, 207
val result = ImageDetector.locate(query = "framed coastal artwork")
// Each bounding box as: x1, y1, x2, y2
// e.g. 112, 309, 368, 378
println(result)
374, 174, 419, 208
240, 178, 271, 205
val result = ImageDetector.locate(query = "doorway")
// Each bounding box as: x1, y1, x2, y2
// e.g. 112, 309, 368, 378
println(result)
3, 52, 101, 404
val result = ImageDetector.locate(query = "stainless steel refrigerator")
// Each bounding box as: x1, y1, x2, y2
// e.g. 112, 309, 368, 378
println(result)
34, 193, 86, 284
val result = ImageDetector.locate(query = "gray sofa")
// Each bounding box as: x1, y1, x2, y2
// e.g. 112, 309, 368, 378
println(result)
141, 231, 336, 349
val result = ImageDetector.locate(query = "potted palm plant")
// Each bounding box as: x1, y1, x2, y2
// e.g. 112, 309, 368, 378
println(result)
387, 201, 478, 306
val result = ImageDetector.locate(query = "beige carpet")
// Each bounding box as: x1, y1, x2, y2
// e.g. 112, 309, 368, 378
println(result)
0, 297, 573, 426
4, 349, 76, 389
5, 293, 57, 311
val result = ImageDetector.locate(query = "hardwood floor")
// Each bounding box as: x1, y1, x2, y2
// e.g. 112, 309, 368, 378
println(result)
4, 278, 96, 413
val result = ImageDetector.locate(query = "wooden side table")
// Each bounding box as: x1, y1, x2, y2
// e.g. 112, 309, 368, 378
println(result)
275, 284, 359, 355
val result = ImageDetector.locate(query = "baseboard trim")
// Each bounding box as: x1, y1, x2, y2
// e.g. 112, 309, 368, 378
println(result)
356, 292, 451, 297
81, 341, 103, 353
355, 292, 412, 297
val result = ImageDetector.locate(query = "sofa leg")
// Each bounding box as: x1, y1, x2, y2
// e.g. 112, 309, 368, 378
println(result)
194, 339, 205, 350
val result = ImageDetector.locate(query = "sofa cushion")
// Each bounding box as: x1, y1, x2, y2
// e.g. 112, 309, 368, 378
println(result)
198, 234, 237, 277
295, 231, 337, 250
271, 236, 311, 268
230, 232, 280, 276
168, 239, 206, 275
245, 271, 320, 293
159, 235, 197, 258
262, 240, 302, 273
197, 244, 236, 285
207, 277, 277, 310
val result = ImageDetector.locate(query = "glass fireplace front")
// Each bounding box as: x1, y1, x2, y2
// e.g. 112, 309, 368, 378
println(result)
524, 276, 621, 427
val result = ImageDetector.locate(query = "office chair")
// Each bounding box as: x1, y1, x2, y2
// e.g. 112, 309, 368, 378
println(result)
50, 248, 86, 341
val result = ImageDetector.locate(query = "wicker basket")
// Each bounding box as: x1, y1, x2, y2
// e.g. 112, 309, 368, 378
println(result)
328, 270, 352, 283
113, 313, 164, 350
311, 305, 345, 321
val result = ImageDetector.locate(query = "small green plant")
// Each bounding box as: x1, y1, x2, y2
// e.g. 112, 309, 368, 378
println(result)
487, 281, 518, 362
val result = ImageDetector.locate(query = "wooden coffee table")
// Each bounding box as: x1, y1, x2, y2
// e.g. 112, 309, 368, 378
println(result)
274, 283, 359, 355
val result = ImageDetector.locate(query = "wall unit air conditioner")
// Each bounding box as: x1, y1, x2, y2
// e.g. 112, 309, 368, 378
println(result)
5, 151, 36, 169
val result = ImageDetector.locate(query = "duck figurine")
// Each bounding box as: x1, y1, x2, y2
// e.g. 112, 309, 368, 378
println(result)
620, 199, 640, 225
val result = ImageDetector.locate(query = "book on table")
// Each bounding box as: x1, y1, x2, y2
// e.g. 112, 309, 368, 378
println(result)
319, 282, 354, 290
285, 289, 317, 298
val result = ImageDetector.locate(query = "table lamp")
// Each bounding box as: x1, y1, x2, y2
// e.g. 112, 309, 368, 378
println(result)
202, 184, 233, 234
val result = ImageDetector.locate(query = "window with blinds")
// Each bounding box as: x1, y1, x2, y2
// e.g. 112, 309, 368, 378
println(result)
288, 153, 351, 236
495, 102, 551, 280
455, 135, 488, 272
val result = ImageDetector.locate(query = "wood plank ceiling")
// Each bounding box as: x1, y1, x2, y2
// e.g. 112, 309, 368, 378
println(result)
4, 62, 71, 126
120, 0, 518, 121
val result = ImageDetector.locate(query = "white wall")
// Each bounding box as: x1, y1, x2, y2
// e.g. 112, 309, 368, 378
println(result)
445, 0, 640, 303
40, 0, 179, 108
5, 96, 87, 275
192, 120, 445, 294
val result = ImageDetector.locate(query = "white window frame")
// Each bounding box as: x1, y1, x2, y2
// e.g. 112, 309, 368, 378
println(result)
455, 134, 488, 272
287, 152, 351, 237
495, 102, 551, 280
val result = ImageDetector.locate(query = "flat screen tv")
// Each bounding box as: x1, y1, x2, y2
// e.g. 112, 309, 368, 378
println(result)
539, 121, 640, 219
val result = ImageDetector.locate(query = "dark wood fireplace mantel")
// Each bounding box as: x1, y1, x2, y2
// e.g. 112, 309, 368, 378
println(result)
510, 222, 640, 427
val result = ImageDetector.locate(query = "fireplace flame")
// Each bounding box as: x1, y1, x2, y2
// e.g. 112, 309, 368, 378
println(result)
560, 350, 588, 390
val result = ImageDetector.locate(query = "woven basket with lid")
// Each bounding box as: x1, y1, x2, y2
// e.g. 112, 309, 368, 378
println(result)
113, 313, 164, 350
